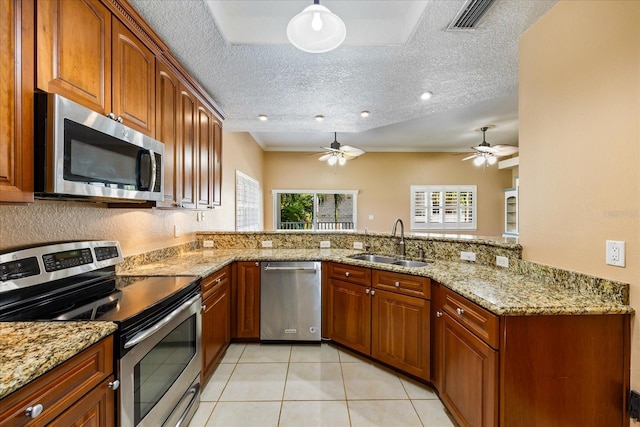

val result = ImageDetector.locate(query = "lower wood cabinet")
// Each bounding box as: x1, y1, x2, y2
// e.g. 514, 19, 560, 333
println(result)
0, 336, 114, 426
232, 261, 261, 340
201, 266, 230, 382
327, 277, 371, 355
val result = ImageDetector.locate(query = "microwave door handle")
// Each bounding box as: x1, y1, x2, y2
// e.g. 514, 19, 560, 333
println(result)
148, 150, 157, 192
123, 293, 201, 349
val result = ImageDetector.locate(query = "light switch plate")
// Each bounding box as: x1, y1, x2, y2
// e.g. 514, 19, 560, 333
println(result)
261, 240, 273, 248
202, 240, 214, 248
496, 256, 509, 268
606, 240, 625, 267
353, 242, 364, 250
460, 251, 476, 262
320, 241, 331, 248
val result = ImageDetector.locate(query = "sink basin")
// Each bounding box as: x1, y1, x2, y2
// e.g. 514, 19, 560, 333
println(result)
348, 254, 397, 263
391, 259, 431, 267
348, 254, 431, 268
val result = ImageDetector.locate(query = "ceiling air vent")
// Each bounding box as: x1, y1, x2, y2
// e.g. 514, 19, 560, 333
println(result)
447, 0, 497, 30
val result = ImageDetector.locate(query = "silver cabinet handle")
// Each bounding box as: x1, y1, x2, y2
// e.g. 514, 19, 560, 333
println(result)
125, 294, 201, 349
106, 112, 116, 120
371, 290, 376, 296
436, 311, 443, 318
25, 404, 43, 419
116, 116, 123, 123
255, 262, 259, 267
345, 272, 350, 277
456, 308, 465, 315
215, 278, 221, 283
395, 281, 400, 287
108, 380, 120, 390
365, 288, 370, 294
201, 304, 207, 311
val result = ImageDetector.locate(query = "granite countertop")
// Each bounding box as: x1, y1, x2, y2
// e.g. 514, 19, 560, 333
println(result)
120, 248, 633, 316
0, 321, 117, 400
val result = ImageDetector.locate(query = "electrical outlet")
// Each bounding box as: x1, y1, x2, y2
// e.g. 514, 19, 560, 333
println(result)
173, 225, 179, 238
202, 240, 214, 248
261, 240, 273, 248
460, 251, 476, 262
496, 256, 509, 268
320, 241, 331, 248
606, 240, 625, 267
353, 242, 364, 250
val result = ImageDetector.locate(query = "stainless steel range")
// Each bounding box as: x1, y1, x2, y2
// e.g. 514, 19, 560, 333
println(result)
0, 241, 202, 427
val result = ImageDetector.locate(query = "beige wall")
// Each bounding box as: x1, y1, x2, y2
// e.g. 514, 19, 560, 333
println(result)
0, 131, 264, 255
263, 151, 512, 236
519, 0, 640, 384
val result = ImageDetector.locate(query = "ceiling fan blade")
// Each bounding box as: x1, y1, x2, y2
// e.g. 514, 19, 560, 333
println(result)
472, 145, 498, 154
321, 146, 341, 153
318, 153, 333, 161
340, 145, 365, 156
342, 153, 359, 160
492, 145, 519, 156
462, 154, 478, 161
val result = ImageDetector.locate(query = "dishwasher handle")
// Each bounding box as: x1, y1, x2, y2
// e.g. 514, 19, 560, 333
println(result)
263, 263, 318, 272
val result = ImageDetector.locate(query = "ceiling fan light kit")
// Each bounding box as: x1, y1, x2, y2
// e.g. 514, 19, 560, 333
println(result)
318, 132, 364, 166
287, 0, 346, 53
463, 125, 518, 168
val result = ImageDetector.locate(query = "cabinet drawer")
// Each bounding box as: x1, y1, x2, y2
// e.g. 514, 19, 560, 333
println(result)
327, 262, 371, 286
373, 270, 430, 299
442, 289, 499, 349
0, 336, 113, 427
202, 266, 230, 300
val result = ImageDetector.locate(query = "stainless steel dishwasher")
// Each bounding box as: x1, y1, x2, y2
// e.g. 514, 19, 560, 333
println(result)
260, 261, 321, 342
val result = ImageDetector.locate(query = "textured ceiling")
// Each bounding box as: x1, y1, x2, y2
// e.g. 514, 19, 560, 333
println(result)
128, 0, 557, 152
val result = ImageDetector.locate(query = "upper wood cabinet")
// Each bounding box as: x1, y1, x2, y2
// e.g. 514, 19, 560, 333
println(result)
178, 85, 198, 209
196, 103, 214, 209
212, 117, 222, 207
0, 0, 34, 203
36, 0, 155, 136
111, 19, 155, 135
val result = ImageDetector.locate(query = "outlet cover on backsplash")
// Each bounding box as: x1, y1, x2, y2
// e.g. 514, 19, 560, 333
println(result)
320, 241, 331, 248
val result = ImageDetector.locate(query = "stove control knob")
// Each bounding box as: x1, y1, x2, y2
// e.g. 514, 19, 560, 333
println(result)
25, 404, 43, 419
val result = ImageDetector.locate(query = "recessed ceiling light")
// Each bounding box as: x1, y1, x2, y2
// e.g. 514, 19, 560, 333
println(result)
258, 114, 268, 121
315, 115, 325, 121
420, 91, 433, 100
360, 110, 370, 118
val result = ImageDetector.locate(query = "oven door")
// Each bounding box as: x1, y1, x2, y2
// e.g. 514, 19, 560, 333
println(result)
119, 294, 202, 427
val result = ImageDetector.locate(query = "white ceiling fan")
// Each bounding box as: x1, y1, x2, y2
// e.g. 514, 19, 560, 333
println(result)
462, 125, 519, 167
318, 133, 365, 166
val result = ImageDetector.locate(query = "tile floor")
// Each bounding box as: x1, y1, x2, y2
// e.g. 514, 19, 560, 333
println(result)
188, 343, 456, 427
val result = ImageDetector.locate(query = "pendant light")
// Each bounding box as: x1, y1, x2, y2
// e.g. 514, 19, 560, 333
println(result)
287, 0, 346, 53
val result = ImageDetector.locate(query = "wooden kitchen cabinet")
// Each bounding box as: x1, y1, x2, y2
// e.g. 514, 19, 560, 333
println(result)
212, 117, 223, 207
1, 0, 34, 204
201, 266, 231, 382
232, 262, 261, 340
327, 277, 372, 355
371, 288, 430, 381
36, 0, 155, 136
196, 103, 215, 208
0, 336, 114, 426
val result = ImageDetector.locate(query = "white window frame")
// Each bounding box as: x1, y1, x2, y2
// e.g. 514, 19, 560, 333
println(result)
410, 185, 477, 230
235, 170, 262, 231
272, 189, 358, 231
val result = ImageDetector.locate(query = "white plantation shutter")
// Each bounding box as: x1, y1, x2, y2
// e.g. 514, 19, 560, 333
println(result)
236, 171, 261, 231
410, 185, 477, 230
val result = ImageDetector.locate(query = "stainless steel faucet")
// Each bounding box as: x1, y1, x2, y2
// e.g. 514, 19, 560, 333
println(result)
391, 218, 405, 257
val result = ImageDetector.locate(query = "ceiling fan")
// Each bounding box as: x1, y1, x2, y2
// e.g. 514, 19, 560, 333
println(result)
318, 133, 365, 166
462, 125, 519, 167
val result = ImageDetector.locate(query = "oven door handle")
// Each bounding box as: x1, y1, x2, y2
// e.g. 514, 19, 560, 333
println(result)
173, 383, 200, 427
124, 294, 201, 349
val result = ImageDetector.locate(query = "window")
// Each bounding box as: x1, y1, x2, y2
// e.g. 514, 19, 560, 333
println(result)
236, 171, 262, 231
411, 185, 477, 230
272, 190, 358, 231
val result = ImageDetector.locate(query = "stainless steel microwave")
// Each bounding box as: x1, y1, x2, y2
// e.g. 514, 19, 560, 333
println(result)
34, 93, 164, 203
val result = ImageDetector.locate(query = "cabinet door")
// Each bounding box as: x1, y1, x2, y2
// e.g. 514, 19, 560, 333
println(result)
441, 312, 498, 427
48, 376, 115, 427
371, 289, 430, 381
112, 19, 155, 136
178, 86, 197, 209
232, 262, 261, 339
0, 0, 34, 203
212, 117, 223, 207
36, 0, 111, 114
202, 281, 230, 382
155, 59, 181, 208
327, 278, 371, 355
196, 103, 214, 209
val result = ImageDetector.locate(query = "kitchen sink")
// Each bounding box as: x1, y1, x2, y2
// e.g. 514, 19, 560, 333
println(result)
348, 254, 431, 268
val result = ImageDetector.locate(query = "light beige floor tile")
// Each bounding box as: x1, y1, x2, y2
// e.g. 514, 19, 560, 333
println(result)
188, 401, 214, 427
338, 348, 370, 363
348, 400, 423, 427
290, 343, 340, 362
219, 363, 288, 401
220, 343, 246, 364
205, 401, 281, 427
238, 343, 291, 363
200, 363, 235, 402
412, 399, 457, 427
342, 363, 408, 400
400, 375, 439, 399
284, 362, 346, 400
279, 401, 351, 427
